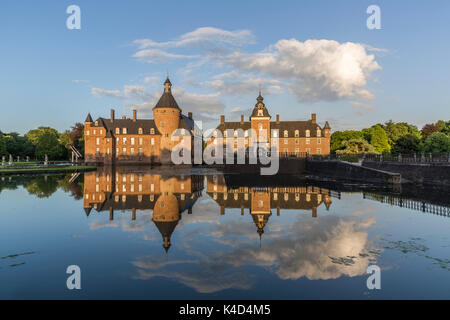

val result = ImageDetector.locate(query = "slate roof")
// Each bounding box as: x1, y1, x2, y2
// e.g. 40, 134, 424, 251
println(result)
214, 120, 324, 137
92, 118, 161, 135
85, 113, 93, 122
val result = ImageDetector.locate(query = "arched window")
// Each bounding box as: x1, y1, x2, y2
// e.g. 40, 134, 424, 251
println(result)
122, 128, 127, 134
138, 128, 143, 134
284, 130, 288, 138
306, 130, 310, 137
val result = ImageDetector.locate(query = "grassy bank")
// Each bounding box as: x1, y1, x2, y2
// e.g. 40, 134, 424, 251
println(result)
0, 165, 97, 175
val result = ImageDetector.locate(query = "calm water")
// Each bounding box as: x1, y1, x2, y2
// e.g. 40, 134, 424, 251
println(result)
1, 167, 449, 299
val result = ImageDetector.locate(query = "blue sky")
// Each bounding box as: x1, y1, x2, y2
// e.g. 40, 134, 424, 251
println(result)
1, 0, 449, 134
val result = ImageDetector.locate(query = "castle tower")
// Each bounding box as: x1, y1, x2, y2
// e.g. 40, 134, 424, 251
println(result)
250, 91, 271, 150
153, 77, 181, 163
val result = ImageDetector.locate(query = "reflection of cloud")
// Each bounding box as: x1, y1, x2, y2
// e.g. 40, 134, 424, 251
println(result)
217, 215, 377, 280
132, 257, 254, 294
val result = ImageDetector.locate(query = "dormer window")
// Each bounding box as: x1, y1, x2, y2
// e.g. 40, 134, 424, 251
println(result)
138, 128, 143, 134
150, 128, 155, 134
258, 110, 263, 116
317, 129, 322, 137
122, 128, 127, 134
295, 130, 299, 137
95, 121, 98, 126
306, 130, 310, 137
115, 128, 120, 134
284, 130, 288, 138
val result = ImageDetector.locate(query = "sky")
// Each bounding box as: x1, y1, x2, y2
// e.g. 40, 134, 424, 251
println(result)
1, 0, 449, 135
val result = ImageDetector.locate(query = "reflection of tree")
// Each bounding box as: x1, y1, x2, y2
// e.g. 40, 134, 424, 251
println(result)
26, 175, 59, 198
58, 175, 83, 200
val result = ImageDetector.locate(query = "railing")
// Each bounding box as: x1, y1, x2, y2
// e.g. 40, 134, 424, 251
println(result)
363, 193, 450, 217
307, 153, 450, 164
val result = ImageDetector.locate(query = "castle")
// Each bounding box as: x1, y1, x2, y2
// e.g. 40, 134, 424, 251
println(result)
206, 91, 331, 157
84, 77, 199, 164
84, 77, 331, 164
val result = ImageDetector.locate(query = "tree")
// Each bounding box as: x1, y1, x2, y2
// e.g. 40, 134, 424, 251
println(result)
391, 134, 422, 154
35, 131, 65, 160
0, 133, 7, 157
382, 120, 422, 146
69, 123, 84, 155
330, 130, 364, 153
26, 127, 60, 145
366, 125, 390, 153
421, 123, 440, 141
423, 132, 450, 153
336, 139, 377, 154
4, 132, 35, 158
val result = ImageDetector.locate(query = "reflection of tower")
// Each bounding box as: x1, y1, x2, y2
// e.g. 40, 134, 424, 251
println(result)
251, 212, 271, 247
250, 187, 271, 246
152, 178, 180, 254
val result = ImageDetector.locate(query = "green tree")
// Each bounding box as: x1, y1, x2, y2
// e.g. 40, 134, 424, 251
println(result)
35, 131, 65, 160
336, 138, 377, 154
423, 132, 450, 153
4, 132, 35, 158
391, 134, 422, 154
330, 130, 364, 153
26, 127, 60, 145
382, 120, 422, 146
366, 125, 390, 153
0, 133, 7, 157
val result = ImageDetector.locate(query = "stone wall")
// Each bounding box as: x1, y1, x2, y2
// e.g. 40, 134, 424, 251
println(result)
362, 161, 450, 186
306, 160, 401, 184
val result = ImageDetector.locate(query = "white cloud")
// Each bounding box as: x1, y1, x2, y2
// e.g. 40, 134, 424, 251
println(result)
133, 49, 196, 63
220, 39, 381, 102
134, 27, 254, 50
91, 87, 122, 98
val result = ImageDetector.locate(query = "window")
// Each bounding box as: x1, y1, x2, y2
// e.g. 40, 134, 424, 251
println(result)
130, 185, 134, 192
317, 129, 322, 137
96, 138, 100, 145
258, 109, 263, 116
123, 137, 127, 145
245, 130, 248, 137
116, 147, 119, 154
150, 184, 154, 192
272, 131, 278, 138
138, 184, 142, 192
138, 148, 143, 155
93, 129, 97, 135
138, 174, 143, 182
122, 128, 127, 134
107, 148, 110, 155
317, 148, 321, 154
130, 174, 135, 182
273, 193, 278, 200
151, 138, 155, 145
115, 128, 120, 134
150, 128, 155, 134
131, 137, 135, 145
95, 121, 98, 126
306, 130, 310, 137
234, 130, 238, 137
122, 148, 126, 155
100, 129, 103, 135
138, 128, 143, 134
95, 147, 100, 154
85, 130, 89, 136
116, 137, 119, 144
130, 148, 135, 155
258, 200, 263, 208
306, 139, 310, 145
284, 130, 288, 137
122, 175, 126, 182
284, 139, 288, 144
318, 138, 321, 144
295, 130, 299, 137
139, 137, 143, 145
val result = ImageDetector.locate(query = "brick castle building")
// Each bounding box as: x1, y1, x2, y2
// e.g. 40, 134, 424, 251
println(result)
84, 77, 198, 164
84, 77, 331, 164
206, 91, 331, 156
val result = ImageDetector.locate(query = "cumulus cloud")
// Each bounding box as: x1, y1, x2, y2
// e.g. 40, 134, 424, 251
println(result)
91, 87, 122, 98
219, 39, 380, 102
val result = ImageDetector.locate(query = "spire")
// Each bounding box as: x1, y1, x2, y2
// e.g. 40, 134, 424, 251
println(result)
154, 77, 180, 110
85, 113, 93, 123
250, 90, 270, 119
324, 121, 331, 129
164, 75, 172, 93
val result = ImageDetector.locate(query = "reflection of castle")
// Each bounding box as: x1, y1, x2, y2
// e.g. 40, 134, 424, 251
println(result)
206, 175, 333, 241
83, 167, 203, 252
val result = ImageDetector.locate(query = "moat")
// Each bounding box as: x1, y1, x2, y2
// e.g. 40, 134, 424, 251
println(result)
1, 167, 449, 299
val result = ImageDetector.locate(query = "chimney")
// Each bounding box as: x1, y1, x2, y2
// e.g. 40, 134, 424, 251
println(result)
276, 114, 280, 124
240, 114, 244, 124
133, 109, 137, 122
311, 113, 317, 124
188, 112, 193, 120
110, 109, 115, 122
220, 115, 225, 124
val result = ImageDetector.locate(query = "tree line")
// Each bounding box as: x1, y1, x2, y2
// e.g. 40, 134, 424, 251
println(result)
0, 123, 84, 160
331, 120, 450, 154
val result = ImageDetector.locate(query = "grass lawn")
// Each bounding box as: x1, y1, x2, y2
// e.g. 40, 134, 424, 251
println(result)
0, 165, 97, 174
